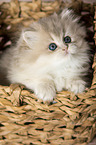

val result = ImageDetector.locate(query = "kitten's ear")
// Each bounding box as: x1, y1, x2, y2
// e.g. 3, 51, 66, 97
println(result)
23, 31, 38, 48
61, 8, 80, 22
60, 8, 72, 18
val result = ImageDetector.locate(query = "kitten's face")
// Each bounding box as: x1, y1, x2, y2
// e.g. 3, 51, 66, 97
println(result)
22, 9, 86, 61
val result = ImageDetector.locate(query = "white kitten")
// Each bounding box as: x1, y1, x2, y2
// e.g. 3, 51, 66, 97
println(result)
0, 9, 90, 102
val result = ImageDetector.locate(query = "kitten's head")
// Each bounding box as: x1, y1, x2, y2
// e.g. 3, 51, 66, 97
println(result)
22, 8, 88, 62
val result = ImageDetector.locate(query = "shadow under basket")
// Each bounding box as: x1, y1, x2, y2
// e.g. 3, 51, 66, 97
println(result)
0, 0, 96, 145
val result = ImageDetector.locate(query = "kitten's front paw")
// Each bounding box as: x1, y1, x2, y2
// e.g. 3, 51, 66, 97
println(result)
54, 77, 66, 92
34, 82, 56, 102
67, 79, 86, 94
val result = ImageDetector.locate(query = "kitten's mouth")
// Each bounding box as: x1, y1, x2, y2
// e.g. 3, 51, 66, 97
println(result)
62, 48, 68, 55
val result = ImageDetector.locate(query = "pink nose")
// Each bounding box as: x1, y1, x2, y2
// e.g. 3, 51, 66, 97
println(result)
62, 45, 68, 51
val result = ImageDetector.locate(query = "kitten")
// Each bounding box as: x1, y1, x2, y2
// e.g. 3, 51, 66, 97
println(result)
0, 9, 90, 102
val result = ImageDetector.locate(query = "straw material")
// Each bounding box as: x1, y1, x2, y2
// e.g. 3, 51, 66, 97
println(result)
0, 0, 96, 145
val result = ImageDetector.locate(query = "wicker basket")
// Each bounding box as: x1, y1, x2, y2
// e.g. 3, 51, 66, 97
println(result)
0, 0, 96, 145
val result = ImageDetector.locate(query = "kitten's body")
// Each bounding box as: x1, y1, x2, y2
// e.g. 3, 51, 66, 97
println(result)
0, 9, 90, 102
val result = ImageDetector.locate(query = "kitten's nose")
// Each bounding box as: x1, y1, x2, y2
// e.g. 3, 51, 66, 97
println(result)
62, 45, 68, 51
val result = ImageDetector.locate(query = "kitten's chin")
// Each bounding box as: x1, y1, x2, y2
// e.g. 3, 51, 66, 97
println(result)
55, 52, 69, 61
64, 50, 69, 55
56, 50, 69, 58
61, 50, 69, 57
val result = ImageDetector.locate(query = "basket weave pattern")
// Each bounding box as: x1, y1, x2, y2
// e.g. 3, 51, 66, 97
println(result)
0, 0, 96, 145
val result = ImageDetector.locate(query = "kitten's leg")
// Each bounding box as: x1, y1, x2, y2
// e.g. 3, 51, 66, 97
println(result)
66, 79, 86, 94
34, 79, 56, 102
54, 77, 66, 92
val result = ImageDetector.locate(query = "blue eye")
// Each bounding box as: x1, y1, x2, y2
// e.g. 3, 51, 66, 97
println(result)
49, 43, 57, 51
64, 36, 71, 43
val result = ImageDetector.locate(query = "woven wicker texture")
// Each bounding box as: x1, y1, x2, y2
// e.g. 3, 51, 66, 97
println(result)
0, 0, 96, 145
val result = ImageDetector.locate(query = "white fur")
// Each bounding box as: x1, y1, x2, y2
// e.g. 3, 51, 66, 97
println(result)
0, 9, 90, 102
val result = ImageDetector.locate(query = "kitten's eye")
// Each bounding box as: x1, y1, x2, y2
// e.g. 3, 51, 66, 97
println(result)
64, 36, 71, 43
49, 43, 57, 51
